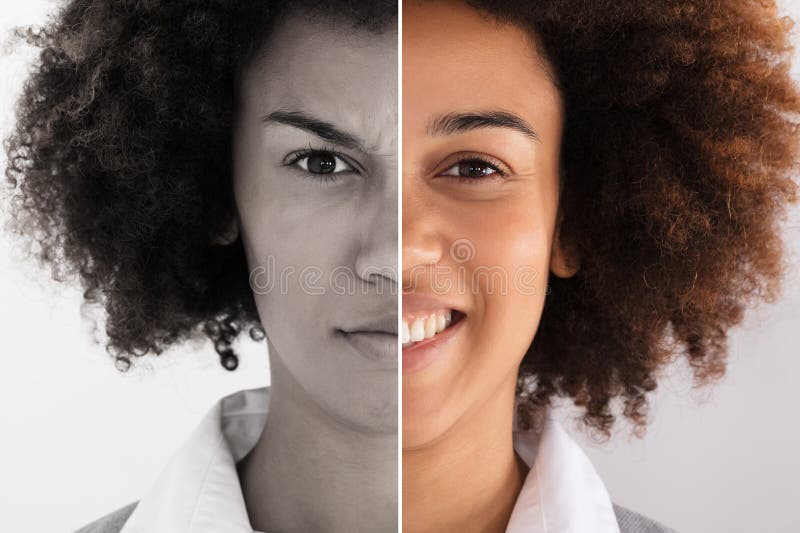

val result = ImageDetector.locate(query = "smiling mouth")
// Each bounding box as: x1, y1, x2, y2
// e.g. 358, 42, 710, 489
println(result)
402, 310, 466, 349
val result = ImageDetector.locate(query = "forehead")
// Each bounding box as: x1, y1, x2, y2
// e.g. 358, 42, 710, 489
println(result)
240, 12, 398, 152
403, 1, 561, 136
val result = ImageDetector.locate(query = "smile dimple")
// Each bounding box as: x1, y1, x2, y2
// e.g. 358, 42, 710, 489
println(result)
402, 310, 454, 348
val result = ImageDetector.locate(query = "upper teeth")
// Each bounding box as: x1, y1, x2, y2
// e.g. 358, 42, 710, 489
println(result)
402, 310, 453, 346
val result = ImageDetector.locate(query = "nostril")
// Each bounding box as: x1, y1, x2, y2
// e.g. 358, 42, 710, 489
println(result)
355, 243, 398, 285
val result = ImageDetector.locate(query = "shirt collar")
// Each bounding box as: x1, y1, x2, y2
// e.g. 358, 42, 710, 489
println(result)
120, 387, 618, 533
120, 387, 270, 533
507, 412, 621, 533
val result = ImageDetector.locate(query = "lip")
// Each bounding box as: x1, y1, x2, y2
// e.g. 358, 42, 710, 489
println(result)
402, 293, 466, 318
339, 330, 398, 367
402, 310, 466, 375
338, 310, 398, 336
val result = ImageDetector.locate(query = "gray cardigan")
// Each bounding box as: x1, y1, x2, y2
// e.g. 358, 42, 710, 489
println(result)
74, 501, 677, 532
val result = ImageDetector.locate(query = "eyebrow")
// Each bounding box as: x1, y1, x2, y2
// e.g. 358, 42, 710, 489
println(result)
426, 111, 540, 141
262, 110, 363, 150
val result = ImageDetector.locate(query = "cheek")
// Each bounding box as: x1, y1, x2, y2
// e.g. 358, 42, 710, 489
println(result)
467, 198, 552, 296
466, 199, 553, 360
472, 205, 547, 268
234, 190, 349, 351
238, 181, 358, 273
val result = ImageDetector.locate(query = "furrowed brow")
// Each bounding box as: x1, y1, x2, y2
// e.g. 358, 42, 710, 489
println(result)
263, 110, 363, 150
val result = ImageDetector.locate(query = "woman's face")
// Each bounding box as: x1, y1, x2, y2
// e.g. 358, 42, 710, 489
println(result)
402, 0, 573, 447
233, 12, 398, 433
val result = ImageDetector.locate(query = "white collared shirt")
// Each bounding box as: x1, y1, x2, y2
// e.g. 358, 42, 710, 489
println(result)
120, 387, 619, 533
508, 415, 620, 533
120, 387, 269, 533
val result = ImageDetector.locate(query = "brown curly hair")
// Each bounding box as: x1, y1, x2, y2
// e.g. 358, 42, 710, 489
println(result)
462, 0, 800, 434
3, 0, 396, 371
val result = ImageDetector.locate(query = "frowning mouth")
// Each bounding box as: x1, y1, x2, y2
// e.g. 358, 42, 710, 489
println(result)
335, 311, 398, 366
338, 329, 398, 365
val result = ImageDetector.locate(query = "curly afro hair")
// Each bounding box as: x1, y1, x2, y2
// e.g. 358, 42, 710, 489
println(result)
463, 0, 800, 434
3, 0, 396, 371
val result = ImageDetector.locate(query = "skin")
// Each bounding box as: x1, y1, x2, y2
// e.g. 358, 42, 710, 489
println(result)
402, 1, 578, 532
229, 12, 398, 533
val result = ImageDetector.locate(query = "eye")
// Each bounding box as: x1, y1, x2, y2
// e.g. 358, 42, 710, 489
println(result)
439, 157, 505, 180
287, 150, 354, 174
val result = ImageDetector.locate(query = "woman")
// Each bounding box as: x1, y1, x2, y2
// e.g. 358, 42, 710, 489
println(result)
4, 1, 398, 532
402, 0, 799, 531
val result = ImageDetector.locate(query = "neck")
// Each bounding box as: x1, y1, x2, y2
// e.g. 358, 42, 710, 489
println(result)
402, 375, 527, 533
239, 349, 397, 532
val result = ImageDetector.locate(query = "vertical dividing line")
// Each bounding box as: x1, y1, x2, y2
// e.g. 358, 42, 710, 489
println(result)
396, 1, 403, 532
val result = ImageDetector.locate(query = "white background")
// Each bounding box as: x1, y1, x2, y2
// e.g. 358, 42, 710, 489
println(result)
1, 1, 799, 532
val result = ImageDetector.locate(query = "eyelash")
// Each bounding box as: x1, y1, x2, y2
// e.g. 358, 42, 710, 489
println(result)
440, 154, 510, 183
282, 144, 360, 183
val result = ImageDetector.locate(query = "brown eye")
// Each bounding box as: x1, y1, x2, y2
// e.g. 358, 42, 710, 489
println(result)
441, 158, 500, 178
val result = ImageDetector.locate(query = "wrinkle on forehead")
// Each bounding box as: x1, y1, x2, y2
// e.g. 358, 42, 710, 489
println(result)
241, 11, 397, 156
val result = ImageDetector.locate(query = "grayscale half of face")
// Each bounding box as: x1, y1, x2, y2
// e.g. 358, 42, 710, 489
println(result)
232, 11, 398, 434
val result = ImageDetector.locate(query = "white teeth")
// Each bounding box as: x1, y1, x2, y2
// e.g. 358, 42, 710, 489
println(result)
424, 315, 437, 338
409, 318, 425, 343
401, 310, 457, 348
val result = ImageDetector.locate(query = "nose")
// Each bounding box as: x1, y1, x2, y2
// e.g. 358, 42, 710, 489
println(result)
355, 164, 398, 287
402, 175, 443, 287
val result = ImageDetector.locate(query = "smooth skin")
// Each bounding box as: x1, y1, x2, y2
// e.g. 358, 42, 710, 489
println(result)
230, 11, 398, 533
403, 1, 578, 532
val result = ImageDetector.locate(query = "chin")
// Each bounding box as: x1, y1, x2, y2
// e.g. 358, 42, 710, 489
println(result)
321, 388, 398, 435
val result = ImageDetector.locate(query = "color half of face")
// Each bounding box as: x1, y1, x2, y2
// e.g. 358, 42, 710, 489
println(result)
233, 11, 398, 433
402, 0, 571, 447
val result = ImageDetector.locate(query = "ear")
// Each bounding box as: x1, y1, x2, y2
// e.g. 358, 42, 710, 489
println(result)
210, 217, 240, 246
549, 211, 580, 279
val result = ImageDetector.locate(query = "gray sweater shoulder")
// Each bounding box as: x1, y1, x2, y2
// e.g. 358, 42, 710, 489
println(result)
73, 502, 138, 533
613, 503, 678, 533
